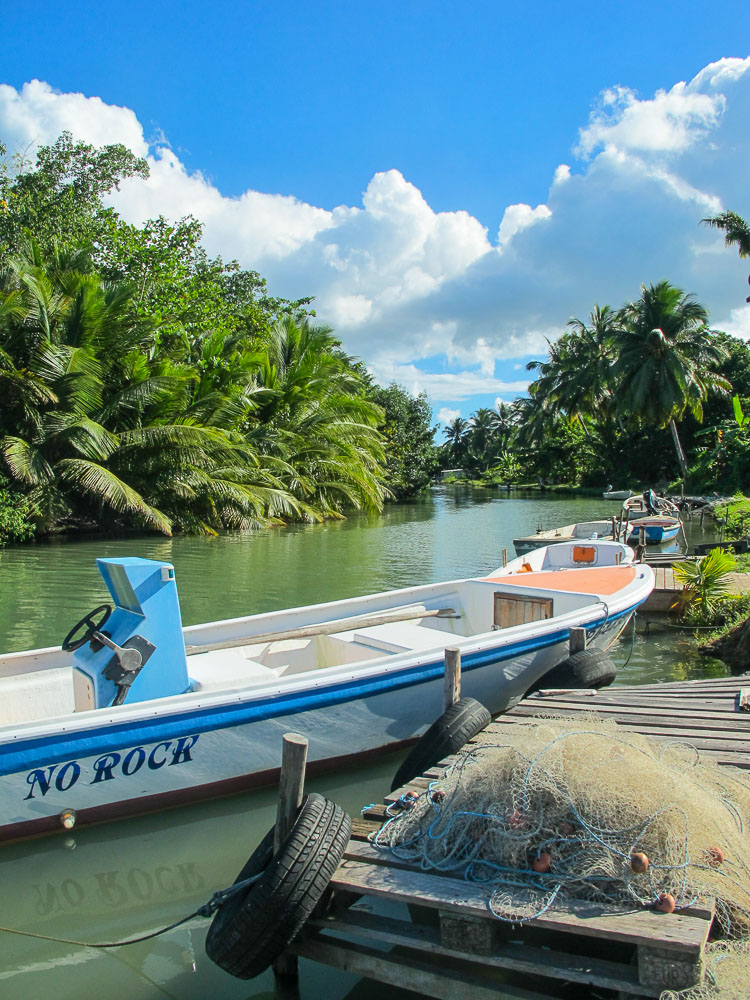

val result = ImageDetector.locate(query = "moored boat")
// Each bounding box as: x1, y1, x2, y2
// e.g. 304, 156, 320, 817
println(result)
626, 515, 681, 545
0, 543, 653, 842
622, 492, 680, 521
602, 486, 633, 500
513, 519, 618, 556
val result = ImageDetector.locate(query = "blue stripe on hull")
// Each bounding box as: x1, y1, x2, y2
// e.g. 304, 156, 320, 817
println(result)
0, 604, 637, 776
628, 525, 679, 544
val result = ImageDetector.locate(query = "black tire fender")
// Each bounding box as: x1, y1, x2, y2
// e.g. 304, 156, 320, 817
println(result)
205, 792, 351, 979
390, 696, 491, 792
543, 647, 617, 690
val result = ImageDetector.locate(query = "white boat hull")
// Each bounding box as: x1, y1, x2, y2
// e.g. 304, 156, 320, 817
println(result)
0, 543, 652, 841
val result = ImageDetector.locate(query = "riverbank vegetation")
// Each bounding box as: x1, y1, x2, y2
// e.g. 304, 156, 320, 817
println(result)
0, 134, 438, 541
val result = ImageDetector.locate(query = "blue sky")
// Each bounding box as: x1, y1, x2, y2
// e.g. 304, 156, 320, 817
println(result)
2, 2, 749, 428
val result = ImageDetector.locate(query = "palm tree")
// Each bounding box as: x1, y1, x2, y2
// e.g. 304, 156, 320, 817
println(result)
0, 244, 297, 534
466, 408, 497, 472
526, 305, 619, 439
489, 402, 515, 451
613, 281, 730, 479
565, 304, 619, 422
702, 211, 750, 302
245, 316, 387, 516
526, 338, 594, 437
442, 416, 469, 467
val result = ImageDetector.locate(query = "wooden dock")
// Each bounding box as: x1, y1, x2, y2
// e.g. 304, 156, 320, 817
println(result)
500, 675, 750, 769
291, 676, 750, 999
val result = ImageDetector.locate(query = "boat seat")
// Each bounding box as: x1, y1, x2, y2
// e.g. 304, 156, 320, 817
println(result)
187, 648, 278, 691
0, 666, 75, 725
352, 622, 447, 654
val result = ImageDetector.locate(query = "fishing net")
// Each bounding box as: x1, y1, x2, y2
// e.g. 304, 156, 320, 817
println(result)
373, 715, 750, 999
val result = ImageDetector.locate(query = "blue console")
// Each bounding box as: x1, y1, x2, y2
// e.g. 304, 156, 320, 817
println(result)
72, 557, 189, 710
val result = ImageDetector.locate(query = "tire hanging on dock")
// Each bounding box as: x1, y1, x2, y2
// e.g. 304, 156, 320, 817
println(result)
539, 647, 617, 691
205, 792, 351, 979
390, 697, 491, 792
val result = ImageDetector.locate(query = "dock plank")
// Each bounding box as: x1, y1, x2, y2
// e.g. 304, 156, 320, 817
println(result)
302, 675, 743, 998
331, 859, 711, 954
292, 934, 552, 1000
303, 909, 656, 997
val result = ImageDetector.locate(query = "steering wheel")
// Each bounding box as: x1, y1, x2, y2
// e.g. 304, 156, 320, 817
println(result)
61, 604, 113, 652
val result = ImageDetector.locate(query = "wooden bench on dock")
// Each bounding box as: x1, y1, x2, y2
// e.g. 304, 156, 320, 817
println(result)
288, 675, 750, 999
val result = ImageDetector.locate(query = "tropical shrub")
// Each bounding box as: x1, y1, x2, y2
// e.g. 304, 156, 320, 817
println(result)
673, 548, 737, 624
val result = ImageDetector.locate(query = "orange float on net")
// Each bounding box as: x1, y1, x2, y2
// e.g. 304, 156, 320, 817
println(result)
630, 852, 649, 873
705, 846, 725, 867
531, 851, 551, 873
654, 893, 676, 913
507, 808, 526, 829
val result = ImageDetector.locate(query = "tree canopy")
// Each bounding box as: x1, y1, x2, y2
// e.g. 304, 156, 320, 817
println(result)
0, 133, 438, 542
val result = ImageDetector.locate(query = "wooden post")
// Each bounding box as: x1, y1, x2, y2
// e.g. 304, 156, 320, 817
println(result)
611, 516, 616, 541
502, 548, 507, 567
443, 648, 461, 712
273, 733, 309, 982
639, 525, 647, 561
569, 627, 587, 654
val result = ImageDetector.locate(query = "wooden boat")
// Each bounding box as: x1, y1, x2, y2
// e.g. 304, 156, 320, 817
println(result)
513, 519, 618, 556
0, 544, 653, 842
626, 515, 681, 545
622, 494, 680, 521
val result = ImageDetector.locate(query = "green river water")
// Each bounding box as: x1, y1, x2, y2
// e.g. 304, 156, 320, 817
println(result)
0, 488, 728, 999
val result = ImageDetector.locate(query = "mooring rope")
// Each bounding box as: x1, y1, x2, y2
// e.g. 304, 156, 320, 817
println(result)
0, 870, 263, 948
619, 611, 638, 669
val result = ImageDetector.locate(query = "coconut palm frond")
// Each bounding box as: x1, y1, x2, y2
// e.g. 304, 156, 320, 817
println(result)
56, 459, 172, 534
2, 436, 55, 484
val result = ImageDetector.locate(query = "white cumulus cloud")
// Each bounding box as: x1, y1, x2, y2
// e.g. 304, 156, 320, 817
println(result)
1, 58, 750, 415
437, 408, 461, 426
498, 202, 552, 247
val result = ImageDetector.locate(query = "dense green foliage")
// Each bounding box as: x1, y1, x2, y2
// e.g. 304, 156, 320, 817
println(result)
0, 474, 36, 544
4, 134, 746, 537
367, 384, 438, 498
0, 134, 437, 539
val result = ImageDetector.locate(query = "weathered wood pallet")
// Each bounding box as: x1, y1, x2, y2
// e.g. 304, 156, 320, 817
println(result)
300, 783, 715, 999
497, 676, 750, 769
297, 809, 712, 1000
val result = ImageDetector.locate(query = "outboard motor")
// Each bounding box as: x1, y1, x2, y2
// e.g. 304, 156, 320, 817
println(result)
642, 488, 658, 514
65, 557, 189, 711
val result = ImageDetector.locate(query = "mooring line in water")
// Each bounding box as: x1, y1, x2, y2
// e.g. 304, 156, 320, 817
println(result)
620, 611, 638, 669
0, 871, 263, 949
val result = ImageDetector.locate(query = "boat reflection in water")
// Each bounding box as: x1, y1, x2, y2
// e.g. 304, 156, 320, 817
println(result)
1, 752, 401, 1000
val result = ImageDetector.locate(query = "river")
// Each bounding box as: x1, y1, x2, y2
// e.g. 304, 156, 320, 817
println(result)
0, 488, 728, 999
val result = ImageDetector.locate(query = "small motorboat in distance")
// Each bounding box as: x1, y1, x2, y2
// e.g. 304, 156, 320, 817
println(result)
603, 486, 634, 500
513, 519, 619, 556
0, 544, 653, 842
